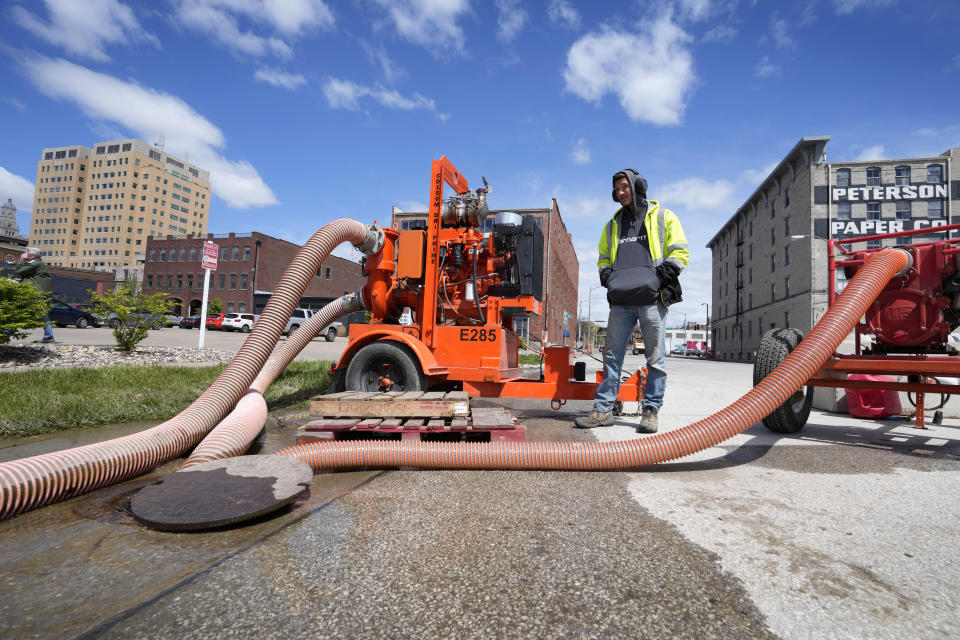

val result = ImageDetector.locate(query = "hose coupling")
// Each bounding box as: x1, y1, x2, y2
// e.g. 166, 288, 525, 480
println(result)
892, 248, 914, 277
343, 290, 368, 313
353, 224, 385, 255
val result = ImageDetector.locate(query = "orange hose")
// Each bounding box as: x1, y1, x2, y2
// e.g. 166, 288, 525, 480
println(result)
0, 220, 381, 519
272, 249, 909, 471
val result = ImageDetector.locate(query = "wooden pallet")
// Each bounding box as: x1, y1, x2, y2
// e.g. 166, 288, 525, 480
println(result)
297, 406, 525, 443
310, 391, 471, 419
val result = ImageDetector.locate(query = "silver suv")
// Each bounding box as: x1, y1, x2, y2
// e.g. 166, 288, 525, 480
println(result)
284, 308, 342, 341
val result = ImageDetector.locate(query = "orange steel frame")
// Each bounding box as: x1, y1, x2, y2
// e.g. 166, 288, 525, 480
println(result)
337, 156, 644, 405
805, 223, 960, 428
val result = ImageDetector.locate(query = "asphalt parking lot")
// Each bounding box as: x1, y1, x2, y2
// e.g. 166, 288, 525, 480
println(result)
2, 329, 959, 639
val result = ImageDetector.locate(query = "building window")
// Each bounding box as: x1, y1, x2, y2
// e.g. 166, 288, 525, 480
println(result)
927, 165, 942, 184
748, 267, 753, 284
771, 253, 776, 271
836, 169, 850, 187
928, 200, 943, 218
240, 274, 248, 289
748, 292, 753, 309
166, 274, 173, 287
325, 267, 332, 279
230, 274, 237, 289
770, 202, 775, 218
785, 277, 790, 297
149, 248, 156, 261
867, 202, 881, 220
243, 246, 251, 261
176, 275, 183, 289
784, 188, 790, 207
218, 274, 225, 289
179, 248, 186, 261
220, 247, 228, 261
896, 202, 911, 220
189, 247, 196, 261
784, 217, 790, 236
239, 303, 246, 312
866, 167, 881, 186
770, 283, 776, 302
146, 274, 153, 288
227, 303, 234, 313
187, 274, 193, 288
231, 246, 239, 261
770, 228, 775, 245
867, 239, 881, 250
159, 248, 165, 262
837, 202, 852, 220
785, 246, 790, 266
784, 310, 790, 327
895, 166, 910, 186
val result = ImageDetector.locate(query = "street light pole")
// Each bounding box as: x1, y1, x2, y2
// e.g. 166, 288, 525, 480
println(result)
701, 301, 709, 349
587, 284, 602, 353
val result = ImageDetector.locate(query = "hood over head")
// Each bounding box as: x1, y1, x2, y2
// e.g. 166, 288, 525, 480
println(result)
612, 168, 648, 214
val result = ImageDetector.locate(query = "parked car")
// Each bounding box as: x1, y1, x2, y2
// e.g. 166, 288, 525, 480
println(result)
221, 313, 258, 333
49, 299, 99, 328
163, 313, 183, 328
670, 345, 687, 356
71, 303, 106, 326
105, 310, 165, 330
699, 346, 713, 359
179, 315, 201, 329
284, 308, 314, 336
205, 313, 228, 330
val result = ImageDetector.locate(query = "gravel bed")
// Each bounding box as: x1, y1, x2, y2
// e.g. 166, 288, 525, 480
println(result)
0, 343, 234, 371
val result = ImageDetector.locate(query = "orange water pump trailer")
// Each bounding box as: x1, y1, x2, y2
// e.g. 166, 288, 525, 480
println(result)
331, 156, 644, 406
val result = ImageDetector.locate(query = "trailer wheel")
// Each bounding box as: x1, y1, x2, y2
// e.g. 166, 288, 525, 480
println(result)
753, 328, 813, 433
345, 342, 427, 392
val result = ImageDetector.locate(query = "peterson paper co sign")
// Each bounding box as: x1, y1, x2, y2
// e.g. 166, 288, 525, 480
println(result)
827, 218, 950, 237
832, 184, 947, 202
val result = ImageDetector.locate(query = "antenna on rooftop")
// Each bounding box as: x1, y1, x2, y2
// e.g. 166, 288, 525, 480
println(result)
154, 134, 165, 152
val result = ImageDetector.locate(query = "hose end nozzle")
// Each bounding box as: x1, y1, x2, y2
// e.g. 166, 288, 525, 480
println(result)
353, 225, 385, 255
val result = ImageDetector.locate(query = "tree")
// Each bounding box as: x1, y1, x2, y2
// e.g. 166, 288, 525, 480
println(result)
208, 298, 223, 314
0, 278, 49, 345
89, 286, 173, 351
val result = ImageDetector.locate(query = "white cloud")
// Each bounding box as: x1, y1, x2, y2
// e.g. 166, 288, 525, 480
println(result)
361, 43, 406, 84
569, 138, 591, 165
948, 54, 960, 73
496, 0, 527, 42
833, 0, 896, 14
547, 0, 580, 30
655, 177, 738, 212
754, 56, 780, 78
394, 200, 428, 213
702, 24, 737, 43
854, 145, 886, 161
253, 68, 307, 89
770, 16, 794, 49
12, 0, 159, 62
322, 77, 447, 119
1, 98, 27, 112
0, 167, 36, 212
677, 0, 712, 22
19, 56, 277, 209
740, 161, 779, 185
372, 0, 471, 56
799, 2, 818, 26
563, 14, 696, 126
556, 195, 607, 221
173, 0, 334, 58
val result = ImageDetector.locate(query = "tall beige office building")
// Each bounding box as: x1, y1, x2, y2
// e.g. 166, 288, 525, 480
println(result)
29, 139, 211, 269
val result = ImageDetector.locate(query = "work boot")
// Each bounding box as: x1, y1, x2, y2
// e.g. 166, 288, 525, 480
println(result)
636, 406, 658, 434
574, 410, 614, 429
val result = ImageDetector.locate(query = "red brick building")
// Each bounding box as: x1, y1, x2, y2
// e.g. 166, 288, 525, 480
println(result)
143, 232, 365, 316
392, 199, 579, 345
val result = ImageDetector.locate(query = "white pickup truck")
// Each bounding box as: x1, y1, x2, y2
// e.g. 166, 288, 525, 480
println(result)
284, 308, 342, 342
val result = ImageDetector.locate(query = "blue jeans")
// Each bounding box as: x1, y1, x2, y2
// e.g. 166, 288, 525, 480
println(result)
593, 302, 668, 413
41, 315, 54, 340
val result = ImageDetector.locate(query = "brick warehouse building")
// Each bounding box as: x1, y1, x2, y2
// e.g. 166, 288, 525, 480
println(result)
142, 232, 365, 317
708, 136, 959, 362
391, 200, 579, 345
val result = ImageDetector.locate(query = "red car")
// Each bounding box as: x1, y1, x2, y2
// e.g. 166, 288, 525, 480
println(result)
205, 313, 228, 330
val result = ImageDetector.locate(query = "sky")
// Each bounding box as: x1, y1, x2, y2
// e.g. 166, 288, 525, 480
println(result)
1, 0, 959, 329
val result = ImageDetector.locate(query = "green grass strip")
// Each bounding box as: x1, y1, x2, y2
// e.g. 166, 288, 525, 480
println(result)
0, 360, 331, 439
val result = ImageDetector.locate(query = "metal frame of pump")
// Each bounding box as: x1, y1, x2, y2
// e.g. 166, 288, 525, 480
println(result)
803, 223, 960, 428
332, 156, 644, 405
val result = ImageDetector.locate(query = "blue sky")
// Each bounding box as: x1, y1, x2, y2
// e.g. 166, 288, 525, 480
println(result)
1, 0, 958, 327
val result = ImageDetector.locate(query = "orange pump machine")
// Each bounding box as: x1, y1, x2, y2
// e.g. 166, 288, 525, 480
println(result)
331, 156, 644, 405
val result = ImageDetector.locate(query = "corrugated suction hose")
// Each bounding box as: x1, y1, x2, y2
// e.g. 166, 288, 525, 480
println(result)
181, 293, 366, 469
0, 220, 381, 519
272, 249, 909, 471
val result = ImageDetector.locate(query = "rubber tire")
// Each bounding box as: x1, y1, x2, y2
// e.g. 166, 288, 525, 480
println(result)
240, 324, 251, 333
110, 319, 122, 329
75, 317, 89, 329
324, 328, 337, 342
753, 328, 813, 433
288, 324, 299, 336
345, 342, 427, 392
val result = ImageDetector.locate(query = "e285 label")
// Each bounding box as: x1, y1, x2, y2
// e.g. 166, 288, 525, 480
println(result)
460, 328, 497, 342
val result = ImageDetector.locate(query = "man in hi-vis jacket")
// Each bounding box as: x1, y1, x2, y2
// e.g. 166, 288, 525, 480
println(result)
574, 169, 689, 433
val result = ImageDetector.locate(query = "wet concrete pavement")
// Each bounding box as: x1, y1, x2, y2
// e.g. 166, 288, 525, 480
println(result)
2, 345, 960, 639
